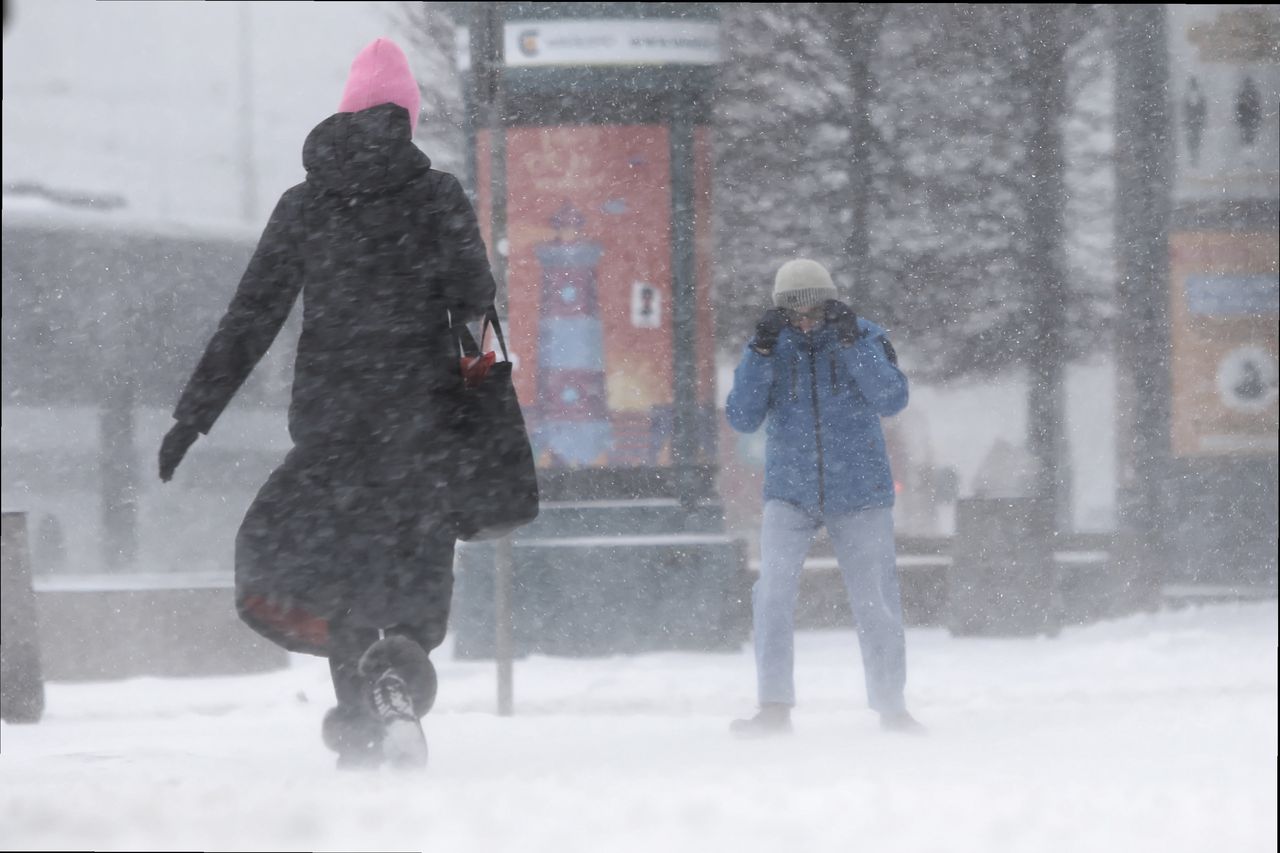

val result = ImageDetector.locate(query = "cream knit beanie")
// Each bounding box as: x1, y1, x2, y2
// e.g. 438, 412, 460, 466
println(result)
772, 259, 838, 310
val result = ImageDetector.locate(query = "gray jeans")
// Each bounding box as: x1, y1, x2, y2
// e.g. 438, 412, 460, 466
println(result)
753, 500, 907, 713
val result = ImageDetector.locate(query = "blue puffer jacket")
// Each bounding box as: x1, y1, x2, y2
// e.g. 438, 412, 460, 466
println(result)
725, 319, 908, 516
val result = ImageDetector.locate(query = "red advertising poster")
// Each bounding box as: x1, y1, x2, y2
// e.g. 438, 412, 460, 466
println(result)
510, 124, 672, 469
476, 124, 717, 470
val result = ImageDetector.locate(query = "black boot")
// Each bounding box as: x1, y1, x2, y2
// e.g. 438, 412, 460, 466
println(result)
322, 705, 383, 769
359, 636, 435, 769
360, 634, 438, 714
730, 703, 793, 738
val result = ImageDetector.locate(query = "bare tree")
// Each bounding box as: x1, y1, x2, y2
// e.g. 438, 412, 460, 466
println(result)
384, 2, 466, 175
713, 3, 854, 346
828, 3, 890, 310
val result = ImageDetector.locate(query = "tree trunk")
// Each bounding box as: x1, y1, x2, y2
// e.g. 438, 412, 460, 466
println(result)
1024, 4, 1072, 533
1112, 4, 1172, 575
836, 5, 887, 309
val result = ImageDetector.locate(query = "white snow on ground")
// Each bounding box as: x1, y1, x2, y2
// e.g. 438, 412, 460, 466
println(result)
1, 602, 1276, 853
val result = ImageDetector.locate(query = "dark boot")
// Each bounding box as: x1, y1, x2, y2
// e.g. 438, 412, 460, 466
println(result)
324, 631, 385, 769
360, 634, 438, 715
322, 705, 383, 769
359, 636, 434, 768
730, 703, 793, 738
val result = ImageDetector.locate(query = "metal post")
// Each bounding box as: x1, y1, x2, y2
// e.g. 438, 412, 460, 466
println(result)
494, 535, 514, 716
238, 2, 258, 224
670, 103, 698, 502
476, 2, 514, 716
100, 369, 138, 570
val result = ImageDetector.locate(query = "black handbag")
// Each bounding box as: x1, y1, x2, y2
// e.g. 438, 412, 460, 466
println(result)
448, 306, 540, 541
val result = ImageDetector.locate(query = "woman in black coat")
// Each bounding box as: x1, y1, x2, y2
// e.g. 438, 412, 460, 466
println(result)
158, 39, 495, 768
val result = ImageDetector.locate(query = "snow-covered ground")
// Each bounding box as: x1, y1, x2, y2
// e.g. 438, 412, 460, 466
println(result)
1, 601, 1275, 852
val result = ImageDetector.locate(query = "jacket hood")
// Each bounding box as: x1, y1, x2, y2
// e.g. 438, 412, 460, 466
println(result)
302, 103, 431, 195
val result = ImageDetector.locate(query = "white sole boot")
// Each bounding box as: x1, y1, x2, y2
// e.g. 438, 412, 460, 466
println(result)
371, 668, 428, 769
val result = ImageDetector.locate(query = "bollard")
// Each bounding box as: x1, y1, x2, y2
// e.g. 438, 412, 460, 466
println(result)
1, 511, 46, 724
945, 497, 1060, 637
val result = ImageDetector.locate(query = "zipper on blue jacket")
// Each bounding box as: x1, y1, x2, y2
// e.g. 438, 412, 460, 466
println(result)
807, 338, 826, 512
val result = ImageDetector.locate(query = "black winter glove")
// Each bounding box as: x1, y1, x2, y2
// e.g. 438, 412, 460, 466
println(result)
751, 307, 790, 355
824, 300, 862, 345
159, 421, 201, 483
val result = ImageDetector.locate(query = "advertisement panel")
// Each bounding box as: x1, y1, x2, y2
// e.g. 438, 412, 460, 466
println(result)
1169, 231, 1279, 456
477, 125, 715, 470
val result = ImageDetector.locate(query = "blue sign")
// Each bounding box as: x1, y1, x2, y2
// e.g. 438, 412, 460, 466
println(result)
1185, 275, 1280, 316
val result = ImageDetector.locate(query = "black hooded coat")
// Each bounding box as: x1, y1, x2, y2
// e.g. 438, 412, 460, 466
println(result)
172, 104, 496, 655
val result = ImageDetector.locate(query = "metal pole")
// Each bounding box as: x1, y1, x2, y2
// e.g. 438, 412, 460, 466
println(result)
478, 2, 514, 717
494, 536, 514, 716
238, 2, 257, 224
99, 376, 137, 569
101, 251, 138, 571
670, 102, 699, 504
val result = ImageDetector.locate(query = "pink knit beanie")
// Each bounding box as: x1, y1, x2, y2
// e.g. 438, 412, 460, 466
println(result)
338, 38, 420, 134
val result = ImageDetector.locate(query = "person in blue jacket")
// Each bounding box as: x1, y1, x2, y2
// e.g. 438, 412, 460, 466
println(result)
726, 259, 921, 736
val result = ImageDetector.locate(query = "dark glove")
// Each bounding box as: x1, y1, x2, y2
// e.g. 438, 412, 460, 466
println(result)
824, 300, 862, 345
751, 308, 790, 355
158, 421, 201, 483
